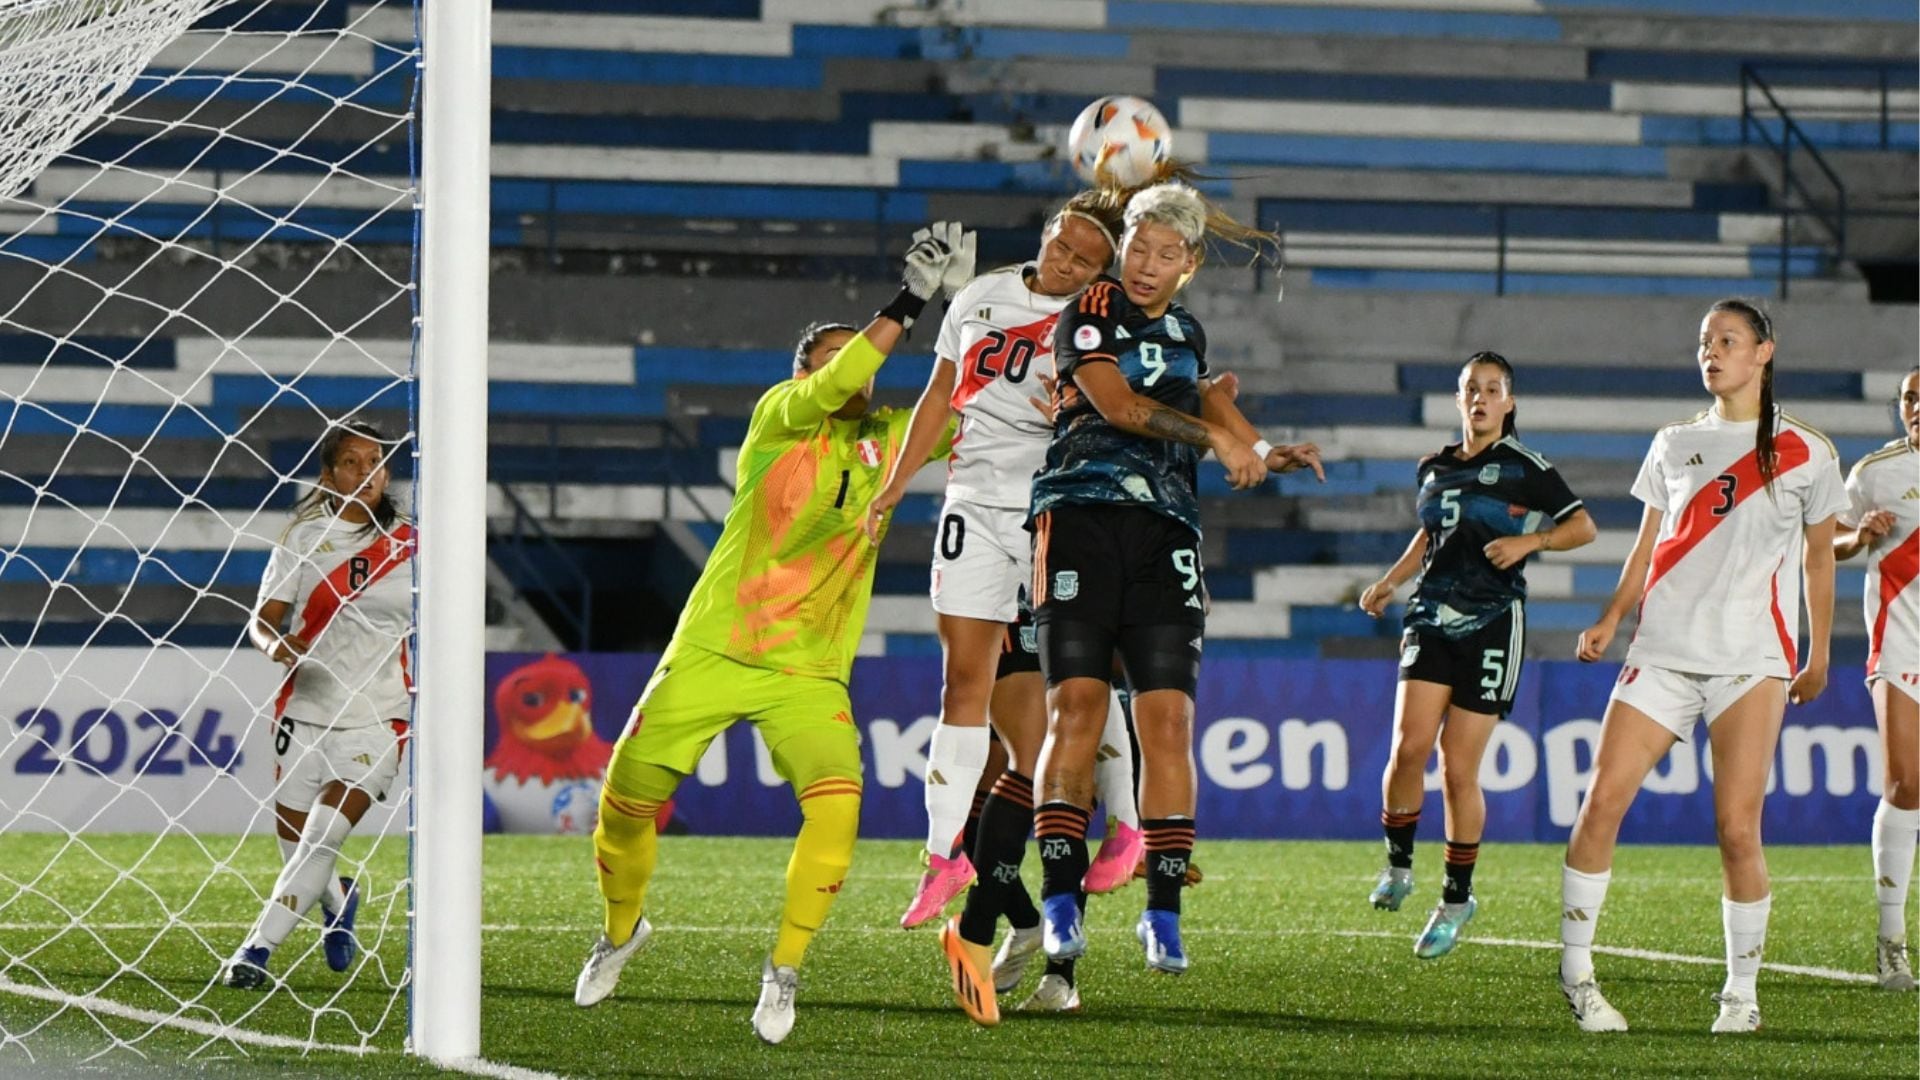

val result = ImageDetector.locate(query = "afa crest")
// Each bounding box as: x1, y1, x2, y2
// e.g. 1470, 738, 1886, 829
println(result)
1053, 570, 1080, 600
1478, 464, 1501, 485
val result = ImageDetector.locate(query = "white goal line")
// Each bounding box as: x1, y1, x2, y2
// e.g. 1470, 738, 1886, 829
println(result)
0, 975, 567, 1080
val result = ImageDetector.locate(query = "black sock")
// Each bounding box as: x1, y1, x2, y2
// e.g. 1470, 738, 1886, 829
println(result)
1034, 801, 1091, 902
958, 772, 1036, 944
962, 788, 989, 863
1382, 809, 1420, 870
1443, 841, 1479, 904
1003, 874, 1038, 930
1142, 817, 1196, 914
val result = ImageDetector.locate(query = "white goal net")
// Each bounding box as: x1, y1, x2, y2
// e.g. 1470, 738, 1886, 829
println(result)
0, 0, 421, 1066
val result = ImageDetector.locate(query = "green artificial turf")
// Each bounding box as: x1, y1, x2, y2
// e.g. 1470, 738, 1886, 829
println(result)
1, 834, 1913, 1078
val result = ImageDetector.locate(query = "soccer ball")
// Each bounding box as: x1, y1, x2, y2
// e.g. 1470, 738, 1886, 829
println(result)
1066, 95, 1172, 188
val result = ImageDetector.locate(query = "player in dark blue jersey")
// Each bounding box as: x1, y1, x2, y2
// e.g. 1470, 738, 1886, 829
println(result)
1359, 352, 1596, 958
1026, 181, 1322, 983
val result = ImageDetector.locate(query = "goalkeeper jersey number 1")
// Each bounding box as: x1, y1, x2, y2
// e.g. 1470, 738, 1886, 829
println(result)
671, 332, 951, 684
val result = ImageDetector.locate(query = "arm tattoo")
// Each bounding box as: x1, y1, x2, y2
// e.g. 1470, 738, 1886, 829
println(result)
1140, 402, 1211, 448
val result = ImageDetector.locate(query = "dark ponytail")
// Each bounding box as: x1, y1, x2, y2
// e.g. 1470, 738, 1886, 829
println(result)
296, 419, 402, 533
1708, 298, 1777, 490
1463, 350, 1517, 438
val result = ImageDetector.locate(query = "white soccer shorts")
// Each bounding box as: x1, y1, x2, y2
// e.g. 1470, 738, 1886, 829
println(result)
929, 497, 1030, 624
1870, 669, 1920, 708
272, 715, 408, 810
1607, 665, 1784, 742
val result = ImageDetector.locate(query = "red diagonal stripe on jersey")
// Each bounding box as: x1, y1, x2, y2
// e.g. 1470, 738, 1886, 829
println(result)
1870, 529, 1920, 674
1643, 431, 1811, 601
1768, 557, 1797, 672
950, 313, 1058, 413
275, 523, 417, 719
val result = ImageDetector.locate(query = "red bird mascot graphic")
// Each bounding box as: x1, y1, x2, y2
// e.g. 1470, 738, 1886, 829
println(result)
483, 655, 614, 834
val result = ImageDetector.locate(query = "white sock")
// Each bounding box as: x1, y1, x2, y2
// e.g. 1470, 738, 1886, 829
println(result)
247, 805, 353, 952
1093, 689, 1138, 830
280, 826, 346, 915
1560, 864, 1611, 985
1722, 894, 1772, 999
1873, 799, 1919, 941
923, 723, 989, 858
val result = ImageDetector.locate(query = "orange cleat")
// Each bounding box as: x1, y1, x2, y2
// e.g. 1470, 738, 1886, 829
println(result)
940, 916, 999, 1027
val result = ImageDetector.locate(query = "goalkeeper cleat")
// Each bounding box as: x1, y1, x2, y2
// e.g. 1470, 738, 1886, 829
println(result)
1877, 937, 1916, 991
993, 923, 1044, 994
1018, 973, 1082, 1013
1136, 910, 1188, 975
900, 851, 974, 930
1709, 991, 1761, 1034
1041, 893, 1086, 961
573, 916, 652, 1007
940, 916, 999, 1027
1561, 976, 1628, 1032
1084, 821, 1144, 894
1369, 867, 1413, 911
223, 946, 271, 990
322, 876, 360, 973
1413, 896, 1476, 959
752, 957, 800, 1045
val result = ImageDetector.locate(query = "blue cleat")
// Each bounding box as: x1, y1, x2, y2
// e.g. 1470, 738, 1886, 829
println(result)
1413, 896, 1476, 959
224, 945, 271, 989
1040, 893, 1085, 960
323, 877, 360, 972
1136, 909, 1187, 974
1369, 867, 1413, 911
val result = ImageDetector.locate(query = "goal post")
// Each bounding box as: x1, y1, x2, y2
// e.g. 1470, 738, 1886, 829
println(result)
412, 0, 489, 1062
0, 0, 487, 1067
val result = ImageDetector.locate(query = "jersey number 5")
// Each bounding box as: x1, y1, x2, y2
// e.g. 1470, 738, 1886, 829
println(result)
1710, 473, 1737, 516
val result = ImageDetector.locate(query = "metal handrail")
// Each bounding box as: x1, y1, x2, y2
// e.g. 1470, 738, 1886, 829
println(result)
490, 480, 594, 650
1740, 63, 1853, 299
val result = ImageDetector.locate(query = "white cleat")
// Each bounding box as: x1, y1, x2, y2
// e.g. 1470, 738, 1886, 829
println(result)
1017, 972, 1081, 1012
1877, 936, 1916, 991
752, 957, 799, 1044
1710, 991, 1761, 1033
993, 924, 1044, 994
1561, 976, 1628, 1032
574, 916, 651, 1007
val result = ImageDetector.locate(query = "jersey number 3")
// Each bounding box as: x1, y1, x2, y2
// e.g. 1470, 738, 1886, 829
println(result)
1710, 473, 1737, 517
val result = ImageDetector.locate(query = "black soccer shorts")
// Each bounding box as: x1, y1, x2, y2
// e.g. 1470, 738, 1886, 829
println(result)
1031, 503, 1205, 696
1397, 600, 1526, 718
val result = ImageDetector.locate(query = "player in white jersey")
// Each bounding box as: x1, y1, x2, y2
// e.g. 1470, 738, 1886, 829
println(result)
1835, 366, 1920, 991
1557, 299, 1847, 1035
866, 191, 1141, 1010
224, 421, 415, 989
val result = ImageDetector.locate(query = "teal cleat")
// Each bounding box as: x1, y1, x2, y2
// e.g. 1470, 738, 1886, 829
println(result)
1369, 867, 1413, 911
1413, 897, 1476, 959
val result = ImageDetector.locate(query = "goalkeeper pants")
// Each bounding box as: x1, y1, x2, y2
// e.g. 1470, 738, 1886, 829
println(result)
594, 642, 863, 968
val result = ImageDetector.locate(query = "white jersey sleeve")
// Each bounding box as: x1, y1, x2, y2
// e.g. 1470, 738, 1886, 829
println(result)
259, 515, 313, 607
1624, 408, 1844, 678
1849, 440, 1920, 683
936, 263, 1072, 510
1629, 426, 1673, 513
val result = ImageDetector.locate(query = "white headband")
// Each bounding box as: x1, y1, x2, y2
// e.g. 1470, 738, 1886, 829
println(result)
1054, 209, 1118, 254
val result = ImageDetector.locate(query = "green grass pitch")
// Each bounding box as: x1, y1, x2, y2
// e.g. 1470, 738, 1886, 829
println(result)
1, 834, 1913, 1077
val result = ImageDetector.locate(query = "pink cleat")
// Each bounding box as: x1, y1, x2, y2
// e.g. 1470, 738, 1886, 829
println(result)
1083, 820, 1145, 894
901, 851, 976, 929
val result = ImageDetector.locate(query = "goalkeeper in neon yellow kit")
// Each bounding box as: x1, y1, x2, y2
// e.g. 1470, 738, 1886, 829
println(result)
573, 222, 976, 1044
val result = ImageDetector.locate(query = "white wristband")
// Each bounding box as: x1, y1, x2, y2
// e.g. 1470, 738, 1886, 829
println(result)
1251, 439, 1274, 459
